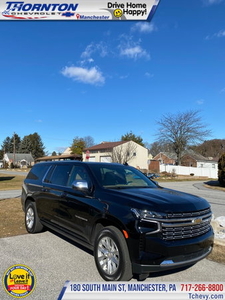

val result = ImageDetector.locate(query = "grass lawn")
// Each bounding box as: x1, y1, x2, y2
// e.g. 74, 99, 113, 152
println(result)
0, 172, 26, 190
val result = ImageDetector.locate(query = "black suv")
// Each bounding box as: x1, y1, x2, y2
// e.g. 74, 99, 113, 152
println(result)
21, 161, 213, 281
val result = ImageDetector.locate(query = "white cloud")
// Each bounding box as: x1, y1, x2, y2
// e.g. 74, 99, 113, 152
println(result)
196, 99, 204, 105
120, 45, 150, 60
131, 22, 157, 33
118, 35, 150, 60
119, 74, 129, 79
216, 30, 225, 37
202, 0, 223, 4
145, 72, 154, 78
81, 42, 108, 60
61, 66, 105, 85
205, 29, 225, 40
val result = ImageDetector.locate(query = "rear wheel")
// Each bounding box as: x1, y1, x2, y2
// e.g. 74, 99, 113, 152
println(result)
25, 201, 44, 233
94, 226, 132, 281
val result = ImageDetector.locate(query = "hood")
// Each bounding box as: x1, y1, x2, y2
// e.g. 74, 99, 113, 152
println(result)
105, 187, 210, 213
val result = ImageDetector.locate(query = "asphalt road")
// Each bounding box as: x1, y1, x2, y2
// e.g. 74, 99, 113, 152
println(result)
0, 181, 225, 300
0, 189, 21, 199
159, 180, 225, 219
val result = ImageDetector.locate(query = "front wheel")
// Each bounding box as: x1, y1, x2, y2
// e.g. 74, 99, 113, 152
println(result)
25, 201, 44, 233
94, 226, 132, 281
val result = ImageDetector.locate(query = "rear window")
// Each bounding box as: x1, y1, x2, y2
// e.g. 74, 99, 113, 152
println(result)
26, 164, 50, 181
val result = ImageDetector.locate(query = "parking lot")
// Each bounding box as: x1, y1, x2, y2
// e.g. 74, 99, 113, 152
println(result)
0, 181, 225, 300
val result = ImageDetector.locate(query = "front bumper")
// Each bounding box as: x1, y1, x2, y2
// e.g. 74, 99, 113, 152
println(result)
131, 229, 214, 275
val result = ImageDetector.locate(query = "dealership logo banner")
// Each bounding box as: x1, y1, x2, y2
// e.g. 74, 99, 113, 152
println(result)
0, 0, 160, 20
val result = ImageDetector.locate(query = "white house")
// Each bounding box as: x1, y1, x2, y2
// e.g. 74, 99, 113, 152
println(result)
83, 141, 149, 170
3, 153, 34, 168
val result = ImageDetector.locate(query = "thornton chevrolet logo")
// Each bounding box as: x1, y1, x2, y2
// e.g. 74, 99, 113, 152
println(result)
0, 0, 160, 20
2, 1, 79, 19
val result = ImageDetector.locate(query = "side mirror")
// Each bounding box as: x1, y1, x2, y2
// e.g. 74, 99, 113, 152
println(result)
71, 180, 92, 194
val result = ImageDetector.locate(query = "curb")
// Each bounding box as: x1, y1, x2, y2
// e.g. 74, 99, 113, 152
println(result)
209, 219, 225, 264
211, 219, 225, 245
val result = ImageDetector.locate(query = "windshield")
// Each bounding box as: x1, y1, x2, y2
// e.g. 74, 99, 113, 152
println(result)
89, 164, 157, 189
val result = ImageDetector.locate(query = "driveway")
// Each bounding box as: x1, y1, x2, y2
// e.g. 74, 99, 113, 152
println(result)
0, 189, 21, 199
0, 169, 26, 199
159, 180, 225, 218
0, 169, 28, 176
0, 231, 224, 300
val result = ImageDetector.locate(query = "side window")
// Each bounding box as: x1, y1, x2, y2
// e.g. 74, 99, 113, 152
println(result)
27, 164, 50, 181
67, 166, 91, 187
46, 165, 73, 186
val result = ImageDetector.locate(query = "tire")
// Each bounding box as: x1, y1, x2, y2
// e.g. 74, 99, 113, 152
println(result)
94, 226, 132, 281
25, 201, 44, 233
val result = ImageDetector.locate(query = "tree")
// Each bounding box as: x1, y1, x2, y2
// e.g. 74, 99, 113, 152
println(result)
19, 132, 45, 159
149, 141, 174, 157
1, 136, 12, 155
218, 153, 225, 187
121, 131, 144, 146
70, 137, 86, 155
1, 133, 21, 154
156, 110, 211, 165
191, 139, 225, 158
83, 136, 95, 148
70, 136, 95, 155
112, 142, 137, 164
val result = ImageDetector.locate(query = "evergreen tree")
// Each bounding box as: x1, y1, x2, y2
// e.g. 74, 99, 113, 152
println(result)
218, 153, 225, 187
1, 136, 12, 153
1, 133, 21, 156
121, 131, 144, 147
70, 137, 85, 155
19, 132, 45, 159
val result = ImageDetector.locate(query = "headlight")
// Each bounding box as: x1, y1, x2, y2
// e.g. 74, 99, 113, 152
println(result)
131, 208, 163, 234
131, 208, 166, 220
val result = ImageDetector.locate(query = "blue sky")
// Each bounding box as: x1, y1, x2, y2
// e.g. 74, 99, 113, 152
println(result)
1, 0, 225, 154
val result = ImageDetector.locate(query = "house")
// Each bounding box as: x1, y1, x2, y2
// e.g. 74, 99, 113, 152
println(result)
152, 150, 218, 168
152, 152, 178, 165
3, 153, 34, 168
83, 141, 149, 169
181, 149, 218, 168
151, 150, 218, 178
62, 147, 71, 155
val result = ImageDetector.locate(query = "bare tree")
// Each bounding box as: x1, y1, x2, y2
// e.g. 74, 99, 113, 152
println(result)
156, 110, 211, 165
149, 141, 174, 157
111, 142, 137, 164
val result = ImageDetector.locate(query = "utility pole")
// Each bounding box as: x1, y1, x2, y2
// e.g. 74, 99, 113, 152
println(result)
13, 133, 16, 167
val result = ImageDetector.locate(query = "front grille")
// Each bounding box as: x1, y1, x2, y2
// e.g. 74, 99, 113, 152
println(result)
161, 209, 212, 241
167, 208, 211, 219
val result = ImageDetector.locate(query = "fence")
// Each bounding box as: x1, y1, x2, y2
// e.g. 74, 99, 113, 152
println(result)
159, 164, 218, 179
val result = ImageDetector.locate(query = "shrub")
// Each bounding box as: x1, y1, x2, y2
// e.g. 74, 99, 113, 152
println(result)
218, 153, 225, 187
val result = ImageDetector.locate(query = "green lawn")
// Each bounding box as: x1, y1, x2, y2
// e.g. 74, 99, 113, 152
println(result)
0, 173, 25, 190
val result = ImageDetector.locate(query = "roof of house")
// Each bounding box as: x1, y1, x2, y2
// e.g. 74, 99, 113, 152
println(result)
154, 150, 217, 162
154, 152, 177, 160
181, 149, 215, 162
36, 154, 82, 162
84, 141, 128, 151
5, 153, 34, 162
